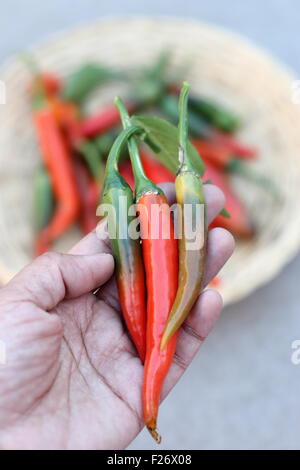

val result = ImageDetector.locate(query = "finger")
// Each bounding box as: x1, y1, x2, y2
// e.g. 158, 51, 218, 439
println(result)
162, 289, 223, 398
205, 227, 235, 286
159, 182, 177, 205
4, 252, 114, 311
204, 184, 225, 225
69, 219, 111, 256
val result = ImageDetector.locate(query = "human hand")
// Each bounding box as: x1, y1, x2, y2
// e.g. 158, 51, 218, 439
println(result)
0, 184, 234, 450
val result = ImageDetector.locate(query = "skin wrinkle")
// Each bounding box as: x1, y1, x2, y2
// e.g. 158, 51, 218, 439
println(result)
0, 184, 233, 450
78, 304, 142, 424
62, 336, 89, 389
80, 326, 142, 429
181, 322, 206, 343
96, 277, 121, 312
38, 253, 66, 307
0, 360, 62, 431
173, 352, 189, 372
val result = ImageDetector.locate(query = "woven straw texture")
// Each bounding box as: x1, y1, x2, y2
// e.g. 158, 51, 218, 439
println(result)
0, 17, 300, 305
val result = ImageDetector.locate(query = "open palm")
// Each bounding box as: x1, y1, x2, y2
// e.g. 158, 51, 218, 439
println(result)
0, 185, 234, 450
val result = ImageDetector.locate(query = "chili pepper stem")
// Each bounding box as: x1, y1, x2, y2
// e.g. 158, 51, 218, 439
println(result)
115, 97, 160, 200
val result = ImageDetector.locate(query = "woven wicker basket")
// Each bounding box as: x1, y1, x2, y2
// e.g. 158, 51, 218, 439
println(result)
0, 17, 300, 305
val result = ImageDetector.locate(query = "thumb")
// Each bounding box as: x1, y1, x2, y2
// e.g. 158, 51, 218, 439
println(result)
3, 252, 114, 311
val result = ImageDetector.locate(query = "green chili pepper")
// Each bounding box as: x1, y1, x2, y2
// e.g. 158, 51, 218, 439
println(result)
94, 130, 120, 155
33, 166, 54, 231
130, 51, 170, 105
161, 82, 207, 350
159, 94, 211, 137
189, 96, 240, 133
62, 63, 125, 104
101, 125, 147, 362
76, 138, 104, 184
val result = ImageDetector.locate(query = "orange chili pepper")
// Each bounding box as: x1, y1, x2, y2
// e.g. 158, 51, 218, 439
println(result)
32, 88, 81, 254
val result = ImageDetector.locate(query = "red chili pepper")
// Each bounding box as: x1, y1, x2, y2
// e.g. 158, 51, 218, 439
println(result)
140, 152, 175, 184
119, 153, 175, 189
33, 96, 81, 254
204, 161, 254, 238
74, 160, 99, 234
139, 192, 178, 443
116, 97, 178, 443
192, 139, 234, 168
78, 101, 137, 139
119, 159, 135, 189
210, 130, 257, 159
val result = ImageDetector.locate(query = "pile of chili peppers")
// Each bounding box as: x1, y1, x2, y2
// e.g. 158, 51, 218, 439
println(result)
28, 55, 276, 442
29, 53, 272, 257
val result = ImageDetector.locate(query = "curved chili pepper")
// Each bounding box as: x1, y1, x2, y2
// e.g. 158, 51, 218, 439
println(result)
161, 83, 207, 349
33, 90, 81, 255
115, 97, 178, 444
102, 125, 147, 363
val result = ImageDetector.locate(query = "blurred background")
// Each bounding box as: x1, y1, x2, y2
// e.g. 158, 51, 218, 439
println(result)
0, 0, 299, 450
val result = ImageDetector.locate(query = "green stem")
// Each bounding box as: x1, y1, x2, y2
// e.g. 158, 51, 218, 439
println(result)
178, 82, 189, 158
77, 139, 103, 184
115, 97, 159, 199
178, 82, 196, 173
105, 125, 141, 179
